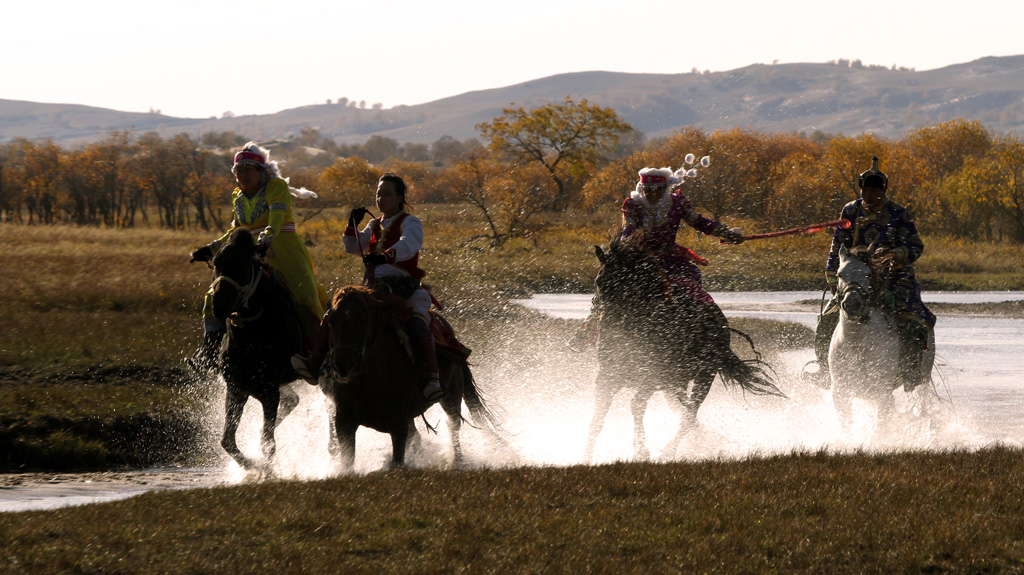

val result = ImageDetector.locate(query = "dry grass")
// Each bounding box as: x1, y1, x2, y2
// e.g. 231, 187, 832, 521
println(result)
3, 447, 1024, 574
2, 209, 1021, 365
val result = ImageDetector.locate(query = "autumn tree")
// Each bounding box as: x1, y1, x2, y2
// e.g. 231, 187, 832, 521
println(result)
436, 150, 553, 246
477, 96, 633, 211
317, 156, 382, 209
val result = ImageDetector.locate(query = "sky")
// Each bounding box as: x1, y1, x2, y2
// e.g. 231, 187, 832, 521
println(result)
5, 0, 1024, 119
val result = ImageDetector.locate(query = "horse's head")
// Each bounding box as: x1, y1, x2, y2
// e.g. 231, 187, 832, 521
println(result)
595, 238, 666, 314
326, 286, 407, 378
835, 246, 876, 322
210, 229, 264, 320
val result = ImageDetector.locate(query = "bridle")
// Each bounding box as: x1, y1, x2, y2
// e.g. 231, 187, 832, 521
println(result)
837, 257, 878, 324
210, 257, 263, 324
325, 294, 382, 382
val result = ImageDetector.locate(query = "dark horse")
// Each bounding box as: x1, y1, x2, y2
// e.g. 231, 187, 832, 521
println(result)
208, 229, 310, 471
584, 238, 785, 461
324, 285, 502, 470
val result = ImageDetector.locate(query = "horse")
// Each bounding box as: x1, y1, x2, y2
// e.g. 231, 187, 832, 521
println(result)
324, 285, 503, 470
829, 245, 935, 434
584, 238, 784, 461
207, 229, 322, 471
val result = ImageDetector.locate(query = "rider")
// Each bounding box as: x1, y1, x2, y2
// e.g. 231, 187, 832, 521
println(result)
291, 173, 444, 404
815, 156, 936, 391
569, 163, 744, 349
188, 141, 329, 373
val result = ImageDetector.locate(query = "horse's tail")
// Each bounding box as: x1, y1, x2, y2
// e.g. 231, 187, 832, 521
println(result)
717, 328, 787, 398
459, 362, 506, 437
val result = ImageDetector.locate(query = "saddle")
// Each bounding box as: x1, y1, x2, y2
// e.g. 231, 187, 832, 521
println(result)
371, 287, 471, 362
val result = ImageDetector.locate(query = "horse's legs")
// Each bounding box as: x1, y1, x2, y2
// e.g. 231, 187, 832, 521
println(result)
663, 373, 714, 459
583, 372, 618, 463
277, 383, 299, 425
318, 378, 340, 457
440, 360, 464, 466
405, 420, 423, 458
630, 387, 655, 461
256, 388, 281, 463
221, 387, 257, 470
875, 390, 898, 437
832, 387, 855, 432
335, 419, 358, 472
389, 423, 410, 469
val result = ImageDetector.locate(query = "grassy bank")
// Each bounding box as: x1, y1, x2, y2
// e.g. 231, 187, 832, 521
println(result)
3, 447, 1024, 573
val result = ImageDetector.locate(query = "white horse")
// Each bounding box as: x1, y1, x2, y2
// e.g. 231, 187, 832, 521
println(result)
829, 246, 935, 435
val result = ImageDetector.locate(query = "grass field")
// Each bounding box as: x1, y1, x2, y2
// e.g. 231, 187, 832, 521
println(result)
3, 447, 1024, 573
2, 209, 1024, 572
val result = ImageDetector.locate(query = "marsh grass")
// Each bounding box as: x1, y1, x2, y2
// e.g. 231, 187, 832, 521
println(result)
3, 447, 1024, 573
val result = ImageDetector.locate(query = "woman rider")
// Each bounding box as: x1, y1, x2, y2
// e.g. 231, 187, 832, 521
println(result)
188, 142, 329, 372
291, 173, 444, 404
569, 161, 744, 350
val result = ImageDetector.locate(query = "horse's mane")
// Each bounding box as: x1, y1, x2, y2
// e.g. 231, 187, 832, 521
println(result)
332, 285, 407, 332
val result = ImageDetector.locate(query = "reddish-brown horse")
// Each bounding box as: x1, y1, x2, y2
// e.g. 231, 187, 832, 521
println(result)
324, 286, 502, 469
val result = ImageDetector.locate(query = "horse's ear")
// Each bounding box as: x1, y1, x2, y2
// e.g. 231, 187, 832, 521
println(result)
595, 245, 606, 264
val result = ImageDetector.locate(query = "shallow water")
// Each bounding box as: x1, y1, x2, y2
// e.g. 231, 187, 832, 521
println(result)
3, 290, 1022, 512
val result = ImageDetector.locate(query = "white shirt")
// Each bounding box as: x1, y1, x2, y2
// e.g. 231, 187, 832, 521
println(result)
342, 212, 424, 278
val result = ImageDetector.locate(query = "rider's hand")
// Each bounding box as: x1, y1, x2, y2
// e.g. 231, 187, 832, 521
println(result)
348, 207, 368, 226
257, 230, 273, 247
190, 245, 214, 263
721, 227, 744, 244
363, 253, 387, 267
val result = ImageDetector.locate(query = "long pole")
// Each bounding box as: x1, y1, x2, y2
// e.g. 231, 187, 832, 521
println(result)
722, 218, 851, 243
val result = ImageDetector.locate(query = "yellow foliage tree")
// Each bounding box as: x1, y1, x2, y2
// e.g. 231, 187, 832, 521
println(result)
477, 96, 633, 211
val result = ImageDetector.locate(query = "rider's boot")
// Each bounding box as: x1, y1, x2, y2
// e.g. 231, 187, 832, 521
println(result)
408, 317, 443, 404
291, 311, 331, 386
187, 329, 224, 375
898, 322, 926, 392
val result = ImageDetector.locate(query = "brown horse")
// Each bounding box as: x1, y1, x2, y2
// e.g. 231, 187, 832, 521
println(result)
324, 285, 502, 470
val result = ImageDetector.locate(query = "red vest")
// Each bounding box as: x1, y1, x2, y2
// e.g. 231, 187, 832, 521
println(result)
370, 212, 425, 279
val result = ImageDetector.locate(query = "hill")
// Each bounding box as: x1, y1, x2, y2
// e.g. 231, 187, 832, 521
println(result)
4, 55, 1024, 146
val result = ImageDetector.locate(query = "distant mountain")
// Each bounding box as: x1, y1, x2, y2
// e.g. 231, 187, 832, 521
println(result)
4, 55, 1024, 147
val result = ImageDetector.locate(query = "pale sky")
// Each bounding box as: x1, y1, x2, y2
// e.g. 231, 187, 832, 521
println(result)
5, 0, 1024, 119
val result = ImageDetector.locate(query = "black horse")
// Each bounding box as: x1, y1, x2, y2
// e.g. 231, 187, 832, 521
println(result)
207, 229, 311, 471
325, 285, 504, 470
584, 238, 784, 461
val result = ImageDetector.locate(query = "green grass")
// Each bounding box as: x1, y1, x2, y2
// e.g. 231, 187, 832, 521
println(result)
3, 447, 1024, 574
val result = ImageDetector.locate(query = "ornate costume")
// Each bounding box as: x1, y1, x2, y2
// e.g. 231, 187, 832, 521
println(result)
620, 184, 737, 304
826, 197, 935, 330
343, 209, 432, 324
192, 142, 328, 372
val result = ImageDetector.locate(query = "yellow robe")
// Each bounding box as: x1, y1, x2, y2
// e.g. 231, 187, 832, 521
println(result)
203, 177, 329, 349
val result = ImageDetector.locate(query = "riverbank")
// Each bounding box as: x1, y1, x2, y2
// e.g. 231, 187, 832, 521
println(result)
4, 446, 1024, 574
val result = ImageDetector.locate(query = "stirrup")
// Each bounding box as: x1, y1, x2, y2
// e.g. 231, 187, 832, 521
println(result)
290, 354, 320, 386
423, 379, 443, 403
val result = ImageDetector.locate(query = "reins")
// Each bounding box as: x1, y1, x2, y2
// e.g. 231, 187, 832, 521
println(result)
210, 257, 263, 323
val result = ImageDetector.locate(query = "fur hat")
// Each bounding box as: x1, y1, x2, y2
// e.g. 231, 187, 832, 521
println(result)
233, 141, 282, 179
